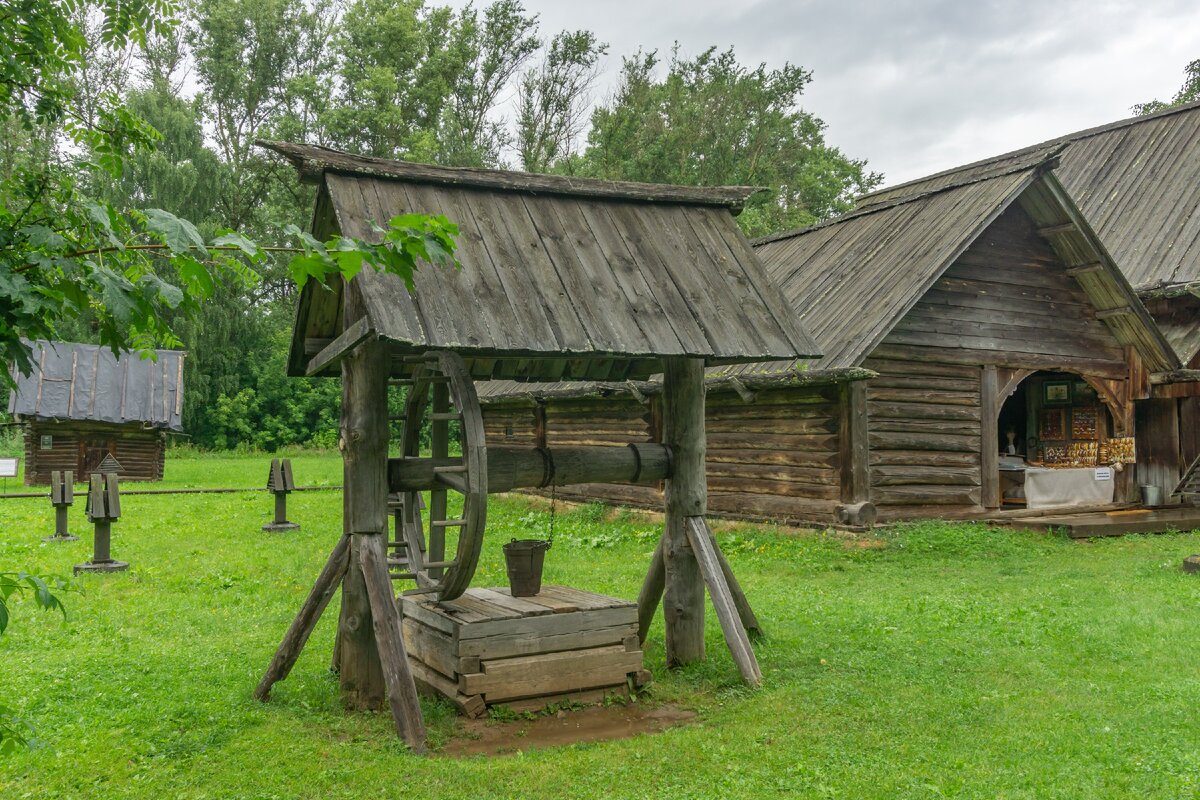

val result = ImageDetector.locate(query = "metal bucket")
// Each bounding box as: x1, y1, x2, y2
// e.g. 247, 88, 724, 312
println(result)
1141, 484, 1164, 508
503, 538, 552, 597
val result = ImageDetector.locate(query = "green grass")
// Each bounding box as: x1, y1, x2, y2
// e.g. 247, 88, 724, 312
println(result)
3, 452, 1200, 798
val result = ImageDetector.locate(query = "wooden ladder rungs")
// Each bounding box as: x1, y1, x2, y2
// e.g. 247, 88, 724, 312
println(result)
421, 560, 457, 570
432, 464, 466, 474
430, 412, 461, 421
431, 518, 467, 528
389, 571, 418, 581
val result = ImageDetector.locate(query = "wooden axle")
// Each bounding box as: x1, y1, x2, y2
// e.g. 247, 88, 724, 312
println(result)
387, 444, 671, 494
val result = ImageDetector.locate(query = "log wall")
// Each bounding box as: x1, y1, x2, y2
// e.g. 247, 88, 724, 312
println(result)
22, 421, 166, 485
861, 358, 983, 520
481, 383, 846, 525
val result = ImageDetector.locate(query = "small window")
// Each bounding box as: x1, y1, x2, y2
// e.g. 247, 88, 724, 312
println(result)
504, 425, 514, 439
39, 435, 53, 450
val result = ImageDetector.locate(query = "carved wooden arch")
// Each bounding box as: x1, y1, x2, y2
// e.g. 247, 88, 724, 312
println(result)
993, 367, 1132, 436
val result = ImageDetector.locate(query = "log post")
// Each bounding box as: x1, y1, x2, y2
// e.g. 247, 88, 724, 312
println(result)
661, 357, 706, 666
981, 365, 1000, 509
334, 335, 389, 710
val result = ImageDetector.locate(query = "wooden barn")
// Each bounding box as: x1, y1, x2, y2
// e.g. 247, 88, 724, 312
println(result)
478, 153, 1190, 524
857, 100, 1200, 495
6, 340, 185, 485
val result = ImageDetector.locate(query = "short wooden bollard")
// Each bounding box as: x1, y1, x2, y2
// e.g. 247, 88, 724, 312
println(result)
262, 458, 299, 532
75, 474, 128, 574
44, 470, 79, 542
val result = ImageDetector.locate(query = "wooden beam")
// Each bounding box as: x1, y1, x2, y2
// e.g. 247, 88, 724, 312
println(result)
981, 365, 1000, 509
255, 535, 351, 701
636, 535, 665, 645
1065, 262, 1104, 277
662, 357, 706, 667
306, 317, 373, 377
1150, 369, 1200, 385
839, 381, 869, 503
1095, 307, 1134, 320
685, 517, 761, 687
1037, 222, 1076, 236
728, 377, 756, 404
334, 334, 389, 710
359, 532, 427, 753
258, 139, 761, 210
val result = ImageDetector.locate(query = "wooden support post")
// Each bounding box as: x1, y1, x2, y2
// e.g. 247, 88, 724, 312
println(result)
837, 379, 875, 525
686, 517, 761, 686
661, 357, 705, 666
639, 528, 763, 643
359, 532, 427, 752
255, 535, 351, 700
636, 535, 665, 644
334, 335, 389, 711
981, 365, 1000, 509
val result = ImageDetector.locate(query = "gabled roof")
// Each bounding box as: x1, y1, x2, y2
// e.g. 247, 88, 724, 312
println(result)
857, 100, 1200, 292
740, 156, 1178, 375
7, 341, 185, 431
263, 142, 820, 382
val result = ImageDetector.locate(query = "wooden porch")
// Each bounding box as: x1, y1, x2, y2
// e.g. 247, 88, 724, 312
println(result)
996, 504, 1200, 538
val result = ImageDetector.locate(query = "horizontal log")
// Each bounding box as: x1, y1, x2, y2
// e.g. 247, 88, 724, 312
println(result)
872, 486, 982, 506
869, 430, 980, 453
866, 388, 980, 407
706, 447, 840, 469
867, 401, 981, 422
388, 444, 670, 493
870, 419, 979, 436
869, 450, 980, 468
870, 465, 981, 487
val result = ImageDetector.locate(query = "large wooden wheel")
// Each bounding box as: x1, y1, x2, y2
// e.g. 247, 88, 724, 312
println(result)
391, 350, 487, 601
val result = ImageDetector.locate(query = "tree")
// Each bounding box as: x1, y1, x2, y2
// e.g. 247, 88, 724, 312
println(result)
1133, 59, 1200, 116
581, 46, 881, 236
516, 30, 607, 173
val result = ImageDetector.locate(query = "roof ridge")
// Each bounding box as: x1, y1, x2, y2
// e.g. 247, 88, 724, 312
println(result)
258, 140, 765, 211
752, 147, 1061, 247
857, 99, 1200, 206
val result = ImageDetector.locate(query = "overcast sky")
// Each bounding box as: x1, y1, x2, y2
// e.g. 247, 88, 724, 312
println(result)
462, 0, 1200, 188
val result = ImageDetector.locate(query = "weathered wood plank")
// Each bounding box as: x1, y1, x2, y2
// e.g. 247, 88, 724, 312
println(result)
686, 517, 761, 686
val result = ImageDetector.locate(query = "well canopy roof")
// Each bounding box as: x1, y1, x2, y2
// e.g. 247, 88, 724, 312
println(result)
7, 340, 185, 431
264, 142, 820, 382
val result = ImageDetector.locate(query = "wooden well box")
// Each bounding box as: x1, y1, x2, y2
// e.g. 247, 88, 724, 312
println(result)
400, 586, 650, 717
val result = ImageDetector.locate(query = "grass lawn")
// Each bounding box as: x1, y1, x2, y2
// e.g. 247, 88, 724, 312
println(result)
2, 451, 1200, 798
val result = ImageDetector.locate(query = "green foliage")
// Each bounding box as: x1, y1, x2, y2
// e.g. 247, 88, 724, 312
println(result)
581, 46, 882, 236
4, 455, 1200, 793
1134, 59, 1200, 115
0, 570, 70, 753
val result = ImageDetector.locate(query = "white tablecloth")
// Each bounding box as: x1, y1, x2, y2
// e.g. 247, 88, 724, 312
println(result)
1023, 467, 1115, 509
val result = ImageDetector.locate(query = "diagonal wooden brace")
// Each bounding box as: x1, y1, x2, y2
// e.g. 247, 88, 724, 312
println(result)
686, 516, 762, 687
255, 535, 351, 701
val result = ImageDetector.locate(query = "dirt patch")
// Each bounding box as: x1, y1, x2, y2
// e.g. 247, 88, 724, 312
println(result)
840, 535, 888, 550
438, 703, 698, 757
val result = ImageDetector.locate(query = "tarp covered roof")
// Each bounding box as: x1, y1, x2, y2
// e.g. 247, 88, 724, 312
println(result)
7, 341, 185, 431
264, 142, 821, 382
857, 100, 1200, 293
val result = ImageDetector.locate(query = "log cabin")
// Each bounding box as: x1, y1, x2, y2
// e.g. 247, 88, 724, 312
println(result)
6, 340, 185, 485
857, 100, 1200, 495
478, 153, 1187, 524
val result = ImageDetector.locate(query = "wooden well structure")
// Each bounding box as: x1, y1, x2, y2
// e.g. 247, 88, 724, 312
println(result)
253, 142, 820, 750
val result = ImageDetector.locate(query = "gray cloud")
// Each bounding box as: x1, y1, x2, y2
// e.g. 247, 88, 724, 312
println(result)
463, 0, 1199, 186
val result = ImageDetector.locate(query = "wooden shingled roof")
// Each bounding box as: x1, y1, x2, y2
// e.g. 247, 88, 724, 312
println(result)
858, 100, 1200, 294
731, 153, 1179, 377
7, 340, 185, 431
263, 142, 820, 382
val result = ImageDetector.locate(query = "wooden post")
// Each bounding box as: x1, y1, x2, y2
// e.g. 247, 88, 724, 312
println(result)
334, 336, 389, 710
661, 357, 705, 666
255, 535, 351, 700
981, 365, 1000, 509
839, 380, 870, 503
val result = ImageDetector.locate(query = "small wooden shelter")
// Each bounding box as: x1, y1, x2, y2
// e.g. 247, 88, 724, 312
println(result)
6, 340, 185, 485
478, 154, 1184, 523
253, 142, 819, 750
